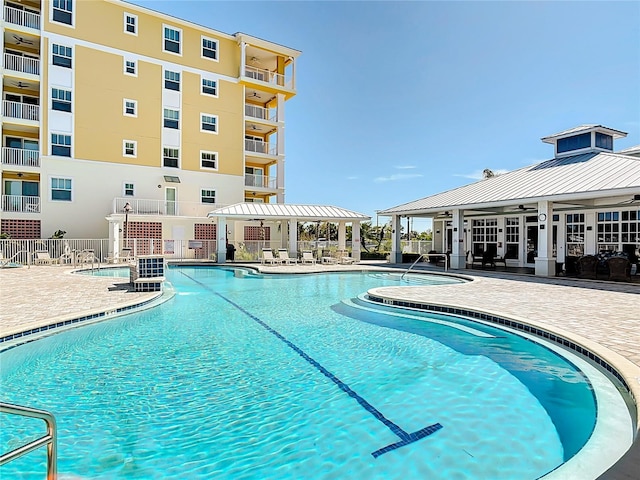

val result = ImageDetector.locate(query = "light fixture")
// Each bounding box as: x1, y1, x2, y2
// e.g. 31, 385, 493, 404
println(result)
163, 175, 181, 183
17, 172, 24, 178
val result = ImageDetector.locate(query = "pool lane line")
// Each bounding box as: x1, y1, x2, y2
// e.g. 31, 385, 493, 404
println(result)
177, 269, 443, 458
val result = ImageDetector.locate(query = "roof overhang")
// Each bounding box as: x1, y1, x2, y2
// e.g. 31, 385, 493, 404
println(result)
207, 203, 370, 222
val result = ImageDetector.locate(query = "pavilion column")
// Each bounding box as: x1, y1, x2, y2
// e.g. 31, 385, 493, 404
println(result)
288, 218, 298, 255
352, 221, 361, 261
450, 209, 466, 269
216, 217, 227, 264
535, 201, 556, 276
338, 222, 347, 251
108, 218, 120, 263
390, 215, 403, 263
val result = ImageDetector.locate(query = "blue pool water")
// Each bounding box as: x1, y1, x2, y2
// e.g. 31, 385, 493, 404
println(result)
1, 267, 599, 479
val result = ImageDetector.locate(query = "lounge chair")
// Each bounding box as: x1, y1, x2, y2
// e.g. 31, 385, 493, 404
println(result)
301, 251, 317, 265
337, 250, 355, 264
261, 248, 282, 265
34, 251, 57, 265
607, 257, 632, 282
277, 249, 298, 265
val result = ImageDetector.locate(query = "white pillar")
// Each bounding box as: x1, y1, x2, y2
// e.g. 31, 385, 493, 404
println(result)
450, 209, 466, 269
390, 215, 402, 263
240, 42, 246, 76
352, 221, 361, 261
535, 201, 556, 276
338, 222, 347, 251
216, 217, 227, 263
288, 218, 298, 255
276, 93, 286, 203
107, 218, 120, 262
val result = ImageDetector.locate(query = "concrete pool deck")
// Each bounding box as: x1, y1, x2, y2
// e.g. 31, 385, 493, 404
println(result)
0, 261, 638, 479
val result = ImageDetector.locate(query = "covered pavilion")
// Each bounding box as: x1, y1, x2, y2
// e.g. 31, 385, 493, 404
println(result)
207, 203, 370, 263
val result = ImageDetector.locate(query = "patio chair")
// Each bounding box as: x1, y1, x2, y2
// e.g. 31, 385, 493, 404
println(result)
576, 254, 598, 280
607, 257, 632, 282
337, 250, 355, 264
277, 249, 298, 265
261, 248, 282, 266
301, 250, 317, 265
34, 251, 57, 265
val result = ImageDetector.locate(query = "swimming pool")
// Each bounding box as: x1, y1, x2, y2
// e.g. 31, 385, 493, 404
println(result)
0, 267, 632, 479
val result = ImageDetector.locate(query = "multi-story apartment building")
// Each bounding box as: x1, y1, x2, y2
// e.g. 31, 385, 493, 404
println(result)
1, 0, 299, 251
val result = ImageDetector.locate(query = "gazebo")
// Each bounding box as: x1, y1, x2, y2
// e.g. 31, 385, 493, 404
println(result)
207, 203, 370, 263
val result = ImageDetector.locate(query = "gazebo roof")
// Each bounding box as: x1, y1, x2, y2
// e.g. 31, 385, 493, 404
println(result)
207, 203, 370, 222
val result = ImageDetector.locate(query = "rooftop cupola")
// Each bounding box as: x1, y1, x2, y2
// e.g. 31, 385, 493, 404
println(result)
541, 124, 627, 158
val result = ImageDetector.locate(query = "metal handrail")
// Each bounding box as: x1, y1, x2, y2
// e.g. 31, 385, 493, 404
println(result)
400, 253, 448, 281
0, 402, 57, 479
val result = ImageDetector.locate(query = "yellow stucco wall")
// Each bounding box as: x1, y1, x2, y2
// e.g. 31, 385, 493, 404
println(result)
74, 47, 161, 166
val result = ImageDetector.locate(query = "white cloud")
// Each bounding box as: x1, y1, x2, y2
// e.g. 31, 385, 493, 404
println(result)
394, 165, 417, 170
373, 173, 424, 183
346, 176, 358, 180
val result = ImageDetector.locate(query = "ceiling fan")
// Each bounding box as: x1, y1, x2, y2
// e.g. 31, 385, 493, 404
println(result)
13, 81, 31, 89
249, 91, 262, 99
249, 56, 260, 65
13, 34, 34, 45
248, 124, 260, 131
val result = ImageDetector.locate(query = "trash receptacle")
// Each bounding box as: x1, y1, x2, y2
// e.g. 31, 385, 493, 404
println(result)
226, 243, 236, 261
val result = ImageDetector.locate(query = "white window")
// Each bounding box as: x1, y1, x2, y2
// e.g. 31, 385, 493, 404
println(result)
51, 88, 72, 112
123, 99, 137, 117
124, 182, 135, 196
51, 177, 72, 201
51, 133, 71, 157
201, 114, 218, 133
123, 140, 137, 157
124, 59, 136, 76
164, 108, 179, 129
163, 147, 179, 168
124, 13, 137, 35
201, 189, 216, 204
201, 36, 218, 61
163, 25, 181, 55
52, 44, 72, 68
201, 78, 217, 96
164, 70, 180, 91
52, 0, 73, 26
200, 151, 217, 170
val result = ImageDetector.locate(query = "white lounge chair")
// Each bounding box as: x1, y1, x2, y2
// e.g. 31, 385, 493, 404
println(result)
338, 251, 355, 264
301, 251, 317, 265
34, 251, 57, 265
261, 248, 282, 265
277, 249, 298, 265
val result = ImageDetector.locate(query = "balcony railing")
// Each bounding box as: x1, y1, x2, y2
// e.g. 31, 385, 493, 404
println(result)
245, 104, 277, 122
3, 101, 39, 122
113, 198, 228, 217
1, 195, 40, 213
2, 147, 40, 167
244, 66, 293, 90
4, 52, 40, 75
244, 139, 277, 156
4, 5, 40, 29
245, 173, 277, 189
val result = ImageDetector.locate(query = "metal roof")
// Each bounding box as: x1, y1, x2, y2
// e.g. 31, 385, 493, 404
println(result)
378, 151, 640, 215
541, 124, 627, 143
208, 203, 370, 221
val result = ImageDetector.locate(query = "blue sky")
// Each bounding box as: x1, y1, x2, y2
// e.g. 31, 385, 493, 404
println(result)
130, 0, 640, 231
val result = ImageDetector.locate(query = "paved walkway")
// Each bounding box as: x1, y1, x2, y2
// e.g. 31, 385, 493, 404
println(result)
1, 261, 638, 478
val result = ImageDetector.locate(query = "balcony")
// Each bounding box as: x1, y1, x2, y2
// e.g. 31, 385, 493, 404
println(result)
4, 52, 40, 76
113, 198, 228, 218
244, 66, 293, 90
2, 147, 40, 167
3, 5, 40, 30
245, 173, 277, 189
1, 195, 40, 213
245, 138, 277, 156
245, 104, 276, 122
3, 101, 39, 122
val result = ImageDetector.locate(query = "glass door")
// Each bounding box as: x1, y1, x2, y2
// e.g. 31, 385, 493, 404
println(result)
165, 187, 177, 215
526, 225, 538, 265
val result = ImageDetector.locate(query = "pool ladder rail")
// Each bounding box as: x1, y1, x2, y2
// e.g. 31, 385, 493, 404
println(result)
0, 401, 57, 479
400, 253, 448, 281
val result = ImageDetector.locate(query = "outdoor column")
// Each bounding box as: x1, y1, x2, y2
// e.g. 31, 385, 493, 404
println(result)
352, 221, 361, 261
390, 215, 402, 263
535, 201, 555, 276
276, 93, 286, 203
288, 218, 298, 255
450, 210, 465, 269
216, 217, 227, 264
338, 222, 347, 251
108, 218, 120, 263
